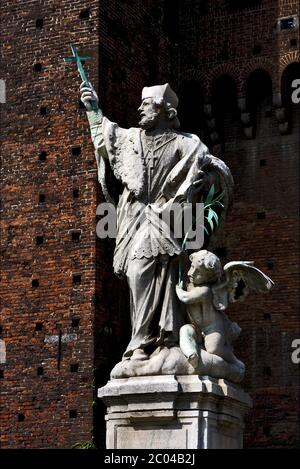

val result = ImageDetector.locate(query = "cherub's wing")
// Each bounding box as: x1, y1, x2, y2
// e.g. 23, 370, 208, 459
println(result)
212, 261, 274, 310
224, 261, 274, 303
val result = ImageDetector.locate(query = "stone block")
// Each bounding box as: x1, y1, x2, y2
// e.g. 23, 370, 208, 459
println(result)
99, 375, 252, 449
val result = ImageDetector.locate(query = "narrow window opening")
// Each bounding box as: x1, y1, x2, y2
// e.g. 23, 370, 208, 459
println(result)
263, 366, 272, 376
290, 38, 297, 47
71, 318, 80, 328
73, 189, 79, 199
35, 322, 43, 331
34, 63, 42, 72
38, 151, 47, 161
36, 19, 44, 29
263, 426, 271, 437
36, 236, 44, 245
79, 8, 90, 20
220, 48, 229, 61
73, 275, 81, 285
32, 279, 39, 288
71, 231, 81, 242
39, 194, 46, 204
253, 44, 262, 55
71, 146, 81, 156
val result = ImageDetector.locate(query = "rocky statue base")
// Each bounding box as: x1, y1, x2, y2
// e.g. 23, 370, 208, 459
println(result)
98, 375, 252, 449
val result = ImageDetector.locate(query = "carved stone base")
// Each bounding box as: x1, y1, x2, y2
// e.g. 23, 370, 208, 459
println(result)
98, 375, 252, 449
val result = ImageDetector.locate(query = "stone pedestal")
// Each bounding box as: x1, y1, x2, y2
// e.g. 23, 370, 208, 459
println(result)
98, 375, 252, 449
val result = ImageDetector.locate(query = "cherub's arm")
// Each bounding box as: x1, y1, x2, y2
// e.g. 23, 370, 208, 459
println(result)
176, 284, 209, 304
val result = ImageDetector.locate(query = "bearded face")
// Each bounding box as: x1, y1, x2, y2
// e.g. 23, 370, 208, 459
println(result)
138, 98, 162, 130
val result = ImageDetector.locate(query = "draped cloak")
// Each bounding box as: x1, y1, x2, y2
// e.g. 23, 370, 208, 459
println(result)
87, 110, 233, 356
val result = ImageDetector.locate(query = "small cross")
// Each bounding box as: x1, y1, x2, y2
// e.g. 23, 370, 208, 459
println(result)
148, 155, 158, 198
148, 155, 158, 171
63, 44, 97, 110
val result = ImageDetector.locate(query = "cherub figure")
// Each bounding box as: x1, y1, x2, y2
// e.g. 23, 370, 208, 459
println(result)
176, 250, 274, 371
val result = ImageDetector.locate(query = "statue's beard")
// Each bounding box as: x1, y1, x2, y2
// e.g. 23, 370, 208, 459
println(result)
139, 111, 160, 130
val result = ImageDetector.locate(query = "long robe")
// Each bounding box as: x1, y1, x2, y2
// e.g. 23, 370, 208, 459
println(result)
87, 110, 233, 356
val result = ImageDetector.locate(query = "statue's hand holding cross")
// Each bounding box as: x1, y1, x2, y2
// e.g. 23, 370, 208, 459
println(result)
63, 44, 99, 112
80, 81, 99, 112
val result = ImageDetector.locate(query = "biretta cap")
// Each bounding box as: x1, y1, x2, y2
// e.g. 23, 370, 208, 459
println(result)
141, 83, 179, 109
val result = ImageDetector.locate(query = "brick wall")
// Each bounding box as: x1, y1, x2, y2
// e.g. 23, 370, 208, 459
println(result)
0, 0, 176, 449
0, 0, 102, 449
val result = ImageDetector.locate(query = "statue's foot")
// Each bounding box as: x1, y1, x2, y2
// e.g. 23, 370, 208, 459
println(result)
131, 348, 149, 361
188, 353, 199, 369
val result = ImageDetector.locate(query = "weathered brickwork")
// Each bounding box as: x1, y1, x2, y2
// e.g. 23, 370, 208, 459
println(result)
0, 0, 176, 449
0, 0, 102, 449
0, 0, 299, 449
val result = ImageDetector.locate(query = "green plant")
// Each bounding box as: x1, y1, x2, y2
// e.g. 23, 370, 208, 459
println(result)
179, 184, 224, 283
72, 440, 96, 449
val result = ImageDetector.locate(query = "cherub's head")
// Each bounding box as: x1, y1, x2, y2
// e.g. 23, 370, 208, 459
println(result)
188, 250, 222, 285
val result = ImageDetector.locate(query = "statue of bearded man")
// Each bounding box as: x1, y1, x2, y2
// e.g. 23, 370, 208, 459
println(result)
80, 81, 233, 364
